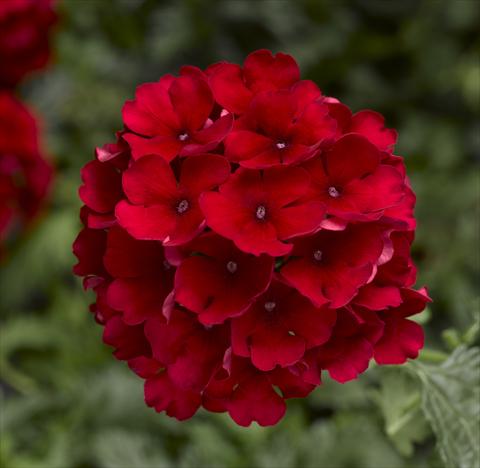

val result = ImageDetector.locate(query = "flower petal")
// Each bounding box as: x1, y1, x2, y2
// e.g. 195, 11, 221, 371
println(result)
122, 154, 177, 205
209, 63, 253, 114
243, 49, 300, 93
169, 75, 213, 132
325, 133, 380, 184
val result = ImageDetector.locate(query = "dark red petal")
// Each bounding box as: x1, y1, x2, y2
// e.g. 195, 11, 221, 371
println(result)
128, 356, 162, 378
115, 201, 176, 241
84, 210, 117, 229
174, 236, 273, 324
381, 186, 416, 230
269, 368, 315, 399
103, 315, 150, 361
287, 304, 337, 348
231, 308, 259, 357
374, 318, 424, 364
79, 160, 123, 213
250, 90, 296, 137
349, 110, 397, 152
180, 65, 207, 80
391, 287, 432, 318
240, 143, 317, 168
343, 165, 405, 213
179, 154, 230, 194
290, 101, 336, 145
234, 220, 293, 257
122, 82, 178, 136
227, 376, 286, 427
273, 201, 325, 240
103, 226, 165, 278
144, 313, 192, 365
325, 134, 380, 184
169, 75, 213, 132
326, 101, 352, 134
280, 259, 329, 307
302, 154, 330, 189
262, 165, 311, 207
162, 207, 205, 247
145, 373, 201, 421
321, 263, 375, 308
200, 190, 252, 236
217, 167, 264, 203
354, 284, 402, 310
250, 329, 305, 371
122, 154, 177, 205
323, 337, 374, 383
107, 276, 169, 325
290, 80, 323, 112
72, 228, 107, 277
224, 130, 273, 163
123, 133, 181, 162
209, 63, 253, 114
185, 113, 234, 153
168, 328, 227, 391
243, 49, 300, 93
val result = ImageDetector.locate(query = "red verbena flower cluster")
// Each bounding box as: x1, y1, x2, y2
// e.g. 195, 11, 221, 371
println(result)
73, 50, 430, 427
0, 0, 57, 88
0, 92, 52, 260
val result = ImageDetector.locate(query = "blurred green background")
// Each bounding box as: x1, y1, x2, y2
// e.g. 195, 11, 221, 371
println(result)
1, 0, 479, 467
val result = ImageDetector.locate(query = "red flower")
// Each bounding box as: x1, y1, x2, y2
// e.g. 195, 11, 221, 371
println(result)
73, 49, 429, 427
0, 0, 57, 88
374, 287, 431, 364
174, 233, 273, 324
122, 75, 233, 161
303, 134, 405, 221
200, 165, 326, 256
280, 224, 386, 308
145, 372, 202, 421
299, 307, 384, 384
116, 153, 230, 245
104, 227, 174, 325
203, 356, 306, 427
0, 92, 52, 259
224, 87, 336, 168
231, 280, 336, 371
209, 49, 300, 114
326, 99, 398, 152
145, 308, 228, 391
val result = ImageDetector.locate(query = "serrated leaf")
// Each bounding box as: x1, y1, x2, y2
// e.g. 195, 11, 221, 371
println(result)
410, 346, 480, 468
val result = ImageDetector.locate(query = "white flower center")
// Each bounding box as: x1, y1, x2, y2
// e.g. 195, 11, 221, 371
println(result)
176, 199, 189, 214
313, 250, 323, 262
264, 301, 276, 312
226, 261, 238, 274
178, 133, 188, 141
328, 186, 341, 198
276, 141, 287, 149
256, 205, 267, 220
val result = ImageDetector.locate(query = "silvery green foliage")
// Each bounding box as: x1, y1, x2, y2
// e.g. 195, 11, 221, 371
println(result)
410, 347, 480, 468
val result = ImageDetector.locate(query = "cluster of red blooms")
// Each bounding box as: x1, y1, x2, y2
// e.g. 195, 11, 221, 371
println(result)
73, 50, 430, 427
0, 0, 56, 260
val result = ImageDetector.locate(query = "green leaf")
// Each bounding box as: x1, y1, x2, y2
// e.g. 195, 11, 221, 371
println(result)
93, 429, 171, 468
410, 346, 480, 468
373, 369, 430, 456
